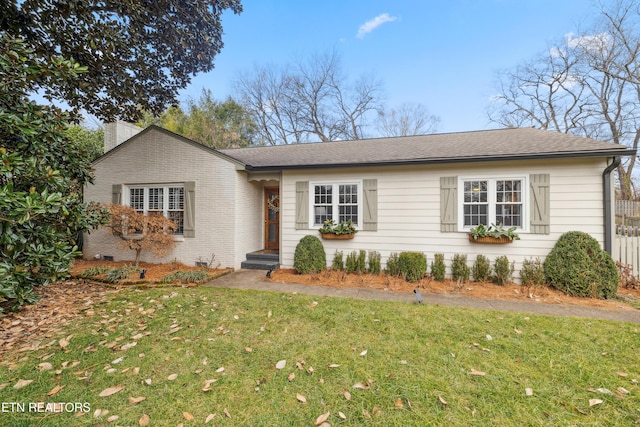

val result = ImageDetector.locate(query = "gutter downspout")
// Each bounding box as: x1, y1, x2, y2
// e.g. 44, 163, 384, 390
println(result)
603, 156, 621, 255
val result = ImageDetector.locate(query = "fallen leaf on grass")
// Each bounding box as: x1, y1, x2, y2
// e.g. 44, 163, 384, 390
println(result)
360, 349, 368, 356
315, 412, 330, 425
205, 414, 216, 423
99, 385, 124, 397
183, 412, 194, 420
394, 398, 404, 408
309, 301, 318, 308
107, 415, 119, 422
47, 385, 65, 397
353, 381, 370, 390
37, 362, 53, 371
328, 364, 340, 368
139, 414, 150, 426
167, 374, 178, 381
617, 371, 628, 377
13, 379, 33, 389
59, 335, 72, 349
216, 367, 225, 373
589, 399, 603, 407
275, 360, 286, 370
288, 373, 295, 381
469, 369, 486, 376
129, 396, 146, 404
343, 390, 351, 400
438, 396, 448, 406
525, 388, 533, 396
224, 408, 232, 418
296, 393, 307, 403
339, 411, 346, 419
94, 408, 109, 417
617, 386, 630, 395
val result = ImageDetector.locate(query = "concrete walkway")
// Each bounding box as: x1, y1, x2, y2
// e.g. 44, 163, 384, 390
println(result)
206, 269, 640, 324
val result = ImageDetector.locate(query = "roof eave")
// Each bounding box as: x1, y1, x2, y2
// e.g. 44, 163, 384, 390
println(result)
241, 148, 636, 171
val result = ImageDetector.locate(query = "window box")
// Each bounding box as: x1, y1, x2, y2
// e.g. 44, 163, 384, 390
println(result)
318, 219, 357, 240
320, 232, 355, 240
468, 223, 519, 243
468, 235, 513, 244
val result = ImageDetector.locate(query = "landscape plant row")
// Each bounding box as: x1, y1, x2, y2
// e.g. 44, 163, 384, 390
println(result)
329, 249, 546, 288
294, 231, 621, 299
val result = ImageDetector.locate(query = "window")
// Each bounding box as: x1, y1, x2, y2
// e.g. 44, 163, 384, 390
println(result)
459, 177, 526, 230
312, 182, 360, 226
127, 185, 185, 234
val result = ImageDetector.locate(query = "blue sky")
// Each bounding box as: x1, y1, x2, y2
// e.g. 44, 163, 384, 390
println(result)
181, 0, 600, 134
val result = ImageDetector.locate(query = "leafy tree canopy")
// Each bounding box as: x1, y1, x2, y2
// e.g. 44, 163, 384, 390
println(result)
1, 0, 242, 121
139, 90, 258, 148
0, 36, 108, 312
65, 125, 104, 163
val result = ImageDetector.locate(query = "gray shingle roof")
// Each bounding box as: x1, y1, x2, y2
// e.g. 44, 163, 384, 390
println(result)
218, 128, 635, 170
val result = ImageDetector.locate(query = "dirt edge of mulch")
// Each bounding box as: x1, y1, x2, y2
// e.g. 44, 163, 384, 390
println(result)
269, 268, 640, 313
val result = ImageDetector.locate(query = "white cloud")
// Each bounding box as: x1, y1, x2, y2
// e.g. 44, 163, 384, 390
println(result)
565, 32, 612, 52
356, 13, 398, 39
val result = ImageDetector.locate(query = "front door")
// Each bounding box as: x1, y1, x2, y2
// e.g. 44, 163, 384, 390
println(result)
264, 188, 279, 250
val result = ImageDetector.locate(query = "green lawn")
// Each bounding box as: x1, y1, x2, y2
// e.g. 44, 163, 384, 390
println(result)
1, 286, 638, 426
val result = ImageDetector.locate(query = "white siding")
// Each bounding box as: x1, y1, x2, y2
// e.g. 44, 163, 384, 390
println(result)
281, 158, 609, 282
83, 129, 262, 269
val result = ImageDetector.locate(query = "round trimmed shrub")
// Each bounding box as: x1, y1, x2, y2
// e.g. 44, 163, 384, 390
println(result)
293, 235, 327, 274
543, 231, 619, 299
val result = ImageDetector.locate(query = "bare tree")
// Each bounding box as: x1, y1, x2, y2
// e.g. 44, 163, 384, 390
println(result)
377, 103, 441, 136
233, 50, 384, 144
488, 0, 640, 199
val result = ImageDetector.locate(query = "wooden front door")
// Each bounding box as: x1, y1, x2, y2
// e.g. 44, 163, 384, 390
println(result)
264, 188, 279, 249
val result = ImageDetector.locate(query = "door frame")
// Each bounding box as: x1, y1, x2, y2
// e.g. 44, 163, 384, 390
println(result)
264, 187, 280, 250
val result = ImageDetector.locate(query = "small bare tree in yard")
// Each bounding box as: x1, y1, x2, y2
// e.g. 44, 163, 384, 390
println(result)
107, 204, 177, 267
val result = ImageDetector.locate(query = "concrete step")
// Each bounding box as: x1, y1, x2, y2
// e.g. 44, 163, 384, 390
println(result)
246, 252, 279, 262
241, 259, 279, 270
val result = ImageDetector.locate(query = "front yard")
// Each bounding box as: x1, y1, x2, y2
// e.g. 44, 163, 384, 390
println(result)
0, 278, 638, 426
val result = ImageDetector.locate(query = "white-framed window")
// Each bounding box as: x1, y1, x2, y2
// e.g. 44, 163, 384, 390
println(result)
458, 176, 527, 231
125, 184, 185, 234
310, 181, 361, 227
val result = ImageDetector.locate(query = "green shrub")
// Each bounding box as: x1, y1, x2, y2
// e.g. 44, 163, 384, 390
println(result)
386, 252, 400, 277
331, 250, 344, 271
357, 250, 367, 274
368, 251, 381, 275
293, 235, 326, 274
346, 251, 359, 274
492, 256, 514, 286
162, 270, 210, 284
544, 231, 619, 298
451, 253, 470, 282
520, 257, 546, 289
472, 254, 491, 282
398, 252, 427, 282
105, 266, 137, 282
80, 266, 110, 278
431, 253, 446, 281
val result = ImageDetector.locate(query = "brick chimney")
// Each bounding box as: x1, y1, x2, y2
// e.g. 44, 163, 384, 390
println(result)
104, 121, 143, 153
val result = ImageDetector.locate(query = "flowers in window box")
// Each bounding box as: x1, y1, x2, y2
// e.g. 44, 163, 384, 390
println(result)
319, 219, 357, 239
469, 223, 520, 243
